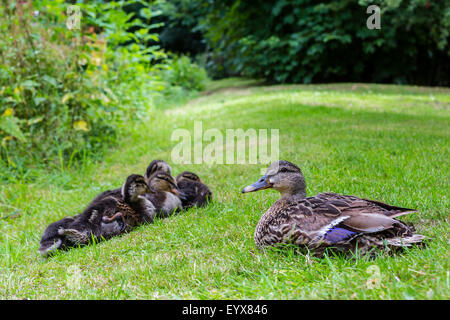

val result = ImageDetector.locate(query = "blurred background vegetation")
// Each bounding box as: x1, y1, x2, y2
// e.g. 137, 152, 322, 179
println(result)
154, 0, 449, 84
0, 0, 448, 179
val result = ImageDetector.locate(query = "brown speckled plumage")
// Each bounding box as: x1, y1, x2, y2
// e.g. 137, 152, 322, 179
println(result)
101, 198, 141, 231
244, 160, 427, 257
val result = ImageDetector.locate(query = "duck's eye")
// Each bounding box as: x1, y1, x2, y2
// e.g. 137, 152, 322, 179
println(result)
280, 168, 288, 173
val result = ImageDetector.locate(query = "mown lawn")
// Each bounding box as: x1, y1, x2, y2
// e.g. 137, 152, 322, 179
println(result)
0, 79, 449, 299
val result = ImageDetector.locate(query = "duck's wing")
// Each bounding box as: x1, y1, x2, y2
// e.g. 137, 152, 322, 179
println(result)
311, 193, 417, 243
255, 193, 416, 247
315, 193, 416, 216
255, 195, 354, 247
360, 198, 417, 218
314, 193, 415, 232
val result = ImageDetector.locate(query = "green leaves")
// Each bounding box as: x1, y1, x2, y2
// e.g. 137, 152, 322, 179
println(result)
164, 55, 208, 91
0, 1, 118, 169
190, 0, 449, 85
0, 111, 26, 143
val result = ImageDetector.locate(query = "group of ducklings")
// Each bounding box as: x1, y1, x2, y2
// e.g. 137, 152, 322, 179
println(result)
38, 160, 212, 257
39, 159, 427, 258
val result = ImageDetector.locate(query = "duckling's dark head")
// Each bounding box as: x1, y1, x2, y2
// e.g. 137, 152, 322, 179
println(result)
149, 172, 185, 198
122, 174, 153, 202
144, 160, 172, 181
241, 160, 306, 199
176, 171, 201, 183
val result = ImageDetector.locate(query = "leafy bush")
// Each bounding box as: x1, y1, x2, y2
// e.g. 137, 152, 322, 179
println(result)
80, 0, 170, 121
0, 0, 208, 178
172, 0, 449, 85
0, 1, 117, 174
163, 55, 208, 91
152, 0, 208, 55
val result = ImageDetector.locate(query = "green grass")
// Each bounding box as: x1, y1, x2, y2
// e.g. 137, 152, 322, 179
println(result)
0, 80, 449, 299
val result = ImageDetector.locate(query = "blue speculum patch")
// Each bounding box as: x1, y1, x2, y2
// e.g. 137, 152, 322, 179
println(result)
324, 227, 357, 243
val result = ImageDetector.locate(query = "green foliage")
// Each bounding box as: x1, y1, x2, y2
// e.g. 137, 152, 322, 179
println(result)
79, 0, 169, 121
181, 0, 450, 85
163, 55, 208, 91
151, 0, 208, 54
0, 0, 208, 178
0, 0, 118, 175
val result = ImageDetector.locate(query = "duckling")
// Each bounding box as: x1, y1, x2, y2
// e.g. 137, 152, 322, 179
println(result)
38, 174, 155, 256
38, 200, 125, 257
144, 159, 172, 181
59, 174, 155, 245
100, 172, 182, 221
91, 159, 171, 205
55, 197, 125, 248
242, 160, 427, 257
85, 174, 158, 227
121, 174, 156, 223
145, 171, 184, 218
38, 216, 76, 256
176, 171, 212, 209
100, 174, 156, 229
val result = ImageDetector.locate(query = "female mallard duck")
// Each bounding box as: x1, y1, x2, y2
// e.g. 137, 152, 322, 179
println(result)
176, 171, 212, 209
242, 160, 427, 256
144, 171, 184, 218
38, 174, 155, 256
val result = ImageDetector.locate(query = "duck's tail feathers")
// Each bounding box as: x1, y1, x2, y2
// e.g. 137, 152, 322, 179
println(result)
385, 234, 428, 247
363, 198, 417, 218
387, 210, 418, 218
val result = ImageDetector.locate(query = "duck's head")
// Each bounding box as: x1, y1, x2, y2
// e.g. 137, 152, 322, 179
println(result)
241, 160, 306, 199
149, 172, 186, 200
144, 160, 172, 181
176, 171, 201, 183
122, 174, 153, 203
